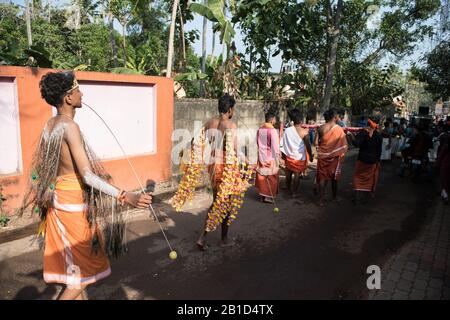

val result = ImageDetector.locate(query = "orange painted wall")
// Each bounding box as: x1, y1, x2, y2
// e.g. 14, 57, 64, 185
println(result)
0, 66, 173, 214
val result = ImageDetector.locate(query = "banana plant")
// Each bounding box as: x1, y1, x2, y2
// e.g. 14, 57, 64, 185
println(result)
0, 42, 53, 68
189, 0, 235, 47
174, 67, 208, 81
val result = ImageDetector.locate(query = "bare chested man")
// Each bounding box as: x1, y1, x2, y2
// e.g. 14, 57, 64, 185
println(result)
314, 108, 348, 206
196, 94, 244, 250
28, 71, 152, 299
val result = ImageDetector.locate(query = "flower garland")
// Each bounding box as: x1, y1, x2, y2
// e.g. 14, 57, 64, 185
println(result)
205, 132, 253, 232
169, 128, 206, 211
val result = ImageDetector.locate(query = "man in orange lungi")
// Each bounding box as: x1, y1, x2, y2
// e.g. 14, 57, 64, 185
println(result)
27, 71, 152, 300
349, 116, 383, 203
280, 109, 313, 198
255, 113, 281, 203
314, 108, 349, 206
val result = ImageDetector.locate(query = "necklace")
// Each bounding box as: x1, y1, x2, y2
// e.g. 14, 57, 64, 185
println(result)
58, 114, 73, 120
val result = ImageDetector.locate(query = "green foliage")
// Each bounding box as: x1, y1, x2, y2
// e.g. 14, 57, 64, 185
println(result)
114, 34, 167, 75
66, 23, 112, 71
0, 186, 9, 227
0, 1, 199, 75
30, 18, 68, 66
110, 67, 142, 74
417, 40, 450, 100
403, 75, 434, 114
0, 214, 9, 227
342, 63, 404, 115
189, 0, 236, 47
0, 4, 27, 52
0, 0, 443, 107
0, 43, 53, 68
174, 67, 208, 81
233, 0, 440, 115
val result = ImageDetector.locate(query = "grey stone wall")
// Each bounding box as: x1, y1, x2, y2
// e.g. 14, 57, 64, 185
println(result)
172, 98, 267, 176
174, 98, 266, 134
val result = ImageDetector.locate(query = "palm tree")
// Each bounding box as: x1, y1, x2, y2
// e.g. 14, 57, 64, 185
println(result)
166, 0, 180, 78
200, 0, 208, 96
110, 0, 137, 67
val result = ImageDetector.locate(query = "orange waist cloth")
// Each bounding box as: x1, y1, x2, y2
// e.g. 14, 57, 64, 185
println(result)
256, 159, 279, 176
317, 125, 348, 159
353, 161, 380, 192
208, 164, 225, 190
43, 173, 111, 286
285, 155, 308, 173
255, 171, 279, 198
316, 156, 343, 182
255, 159, 279, 198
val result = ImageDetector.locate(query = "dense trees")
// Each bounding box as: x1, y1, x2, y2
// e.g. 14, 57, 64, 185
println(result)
0, 0, 446, 113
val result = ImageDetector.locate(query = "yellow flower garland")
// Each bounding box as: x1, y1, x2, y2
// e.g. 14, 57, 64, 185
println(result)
170, 128, 254, 232
205, 132, 253, 232
169, 128, 206, 211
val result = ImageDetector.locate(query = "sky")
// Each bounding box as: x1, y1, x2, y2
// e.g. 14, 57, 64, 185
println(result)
7, 0, 445, 73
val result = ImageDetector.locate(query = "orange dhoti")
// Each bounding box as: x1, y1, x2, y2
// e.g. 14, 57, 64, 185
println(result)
316, 125, 348, 183
316, 156, 343, 182
284, 155, 308, 174
43, 173, 111, 286
255, 160, 279, 199
353, 161, 380, 192
208, 163, 224, 191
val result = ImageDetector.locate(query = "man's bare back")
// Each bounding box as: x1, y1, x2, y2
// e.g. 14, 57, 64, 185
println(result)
204, 116, 238, 155
44, 116, 79, 176
205, 116, 237, 132
316, 122, 335, 146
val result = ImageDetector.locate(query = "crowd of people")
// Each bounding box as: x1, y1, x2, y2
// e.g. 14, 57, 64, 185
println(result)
255, 107, 379, 207
24, 70, 445, 299
255, 106, 450, 208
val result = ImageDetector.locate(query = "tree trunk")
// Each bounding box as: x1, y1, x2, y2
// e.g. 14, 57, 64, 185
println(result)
201, 16, 207, 71
108, 11, 118, 67
47, 0, 51, 23
222, 6, 227, 65
25, 0, 32, 47
122, 22, 127, 67
166, 0, 180, 78
200, 2, 208, 96
321, 0, 343, 112
210, 29, 216, 64
178, 4, 186, 71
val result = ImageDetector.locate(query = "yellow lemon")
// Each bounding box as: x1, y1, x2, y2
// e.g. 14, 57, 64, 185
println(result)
169, 251, 177, 260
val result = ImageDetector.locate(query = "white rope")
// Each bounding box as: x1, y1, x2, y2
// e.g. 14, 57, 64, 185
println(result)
82, 102, 174, 252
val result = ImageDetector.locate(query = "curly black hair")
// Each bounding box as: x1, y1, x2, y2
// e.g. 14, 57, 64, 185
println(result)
323, 107, 338, 122
218, 94, 236, 114
39, 71, 75, 107
288, 108, 303, 125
